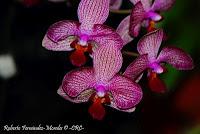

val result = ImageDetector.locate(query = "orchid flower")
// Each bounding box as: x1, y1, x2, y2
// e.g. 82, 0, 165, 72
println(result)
130, 0, 175, 37
57, 44, 143, 120
42, 0, 123, 67
124, 29, 193, 93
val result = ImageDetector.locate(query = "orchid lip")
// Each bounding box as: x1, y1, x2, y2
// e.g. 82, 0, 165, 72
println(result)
149, 62, 164, 74
146, 11, 162, 22
95, 84, 107, 98
78, 34, 90, 46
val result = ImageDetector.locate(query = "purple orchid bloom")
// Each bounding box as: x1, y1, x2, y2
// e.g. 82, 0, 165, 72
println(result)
130, 0, 175, 37
124, 29, 194, 93
57, 44, 143, 120
42, 0, 123, 67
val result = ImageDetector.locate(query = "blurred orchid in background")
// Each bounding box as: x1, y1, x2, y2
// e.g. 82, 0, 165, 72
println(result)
0, 54, 17, 80
57, 44, 142, 120
17, 0, 69, 7
124, 29, 193, 93
17, 0, 40, 7
130, 0, 175, 37
42, 0, 123, 67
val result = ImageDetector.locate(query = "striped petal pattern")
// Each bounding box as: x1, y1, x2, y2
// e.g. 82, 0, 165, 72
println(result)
157, 46, 194, 70
108, 75, 143, 109
137, 29, 163, 61
78, 0, 109, 33
93, 44, 122, 83
61, 68, 96, 98
42, 21, 80, 51
124, 54, 148, 80
130, 2, 146, 37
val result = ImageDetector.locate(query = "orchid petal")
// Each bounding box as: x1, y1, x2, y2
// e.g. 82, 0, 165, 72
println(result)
61, 68, 96, 98
130, 0, 152, 11
157, 46, 194, 70
137, 29, 163, 60
109, 96, 136, 112
93, 44, 122, 83
78, 0, 109, 33
91, 24, 124, 49
108, 75, 143, 110
58, 87, 95, 103
151, 0, 175, 12
124, 54, 149, 80
42, 20, 80, 51
116, 16, 134, 46
130, 2, 146, 37
110, 0, 123, 10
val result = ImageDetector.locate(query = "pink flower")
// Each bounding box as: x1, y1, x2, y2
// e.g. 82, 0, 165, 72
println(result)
124, 29, 193, 93
42, 0, 123, 67
58, 44, 142, 120
130, 0, 175, 37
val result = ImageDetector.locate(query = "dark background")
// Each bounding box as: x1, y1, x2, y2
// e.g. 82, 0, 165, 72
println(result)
0, 0, 200, 133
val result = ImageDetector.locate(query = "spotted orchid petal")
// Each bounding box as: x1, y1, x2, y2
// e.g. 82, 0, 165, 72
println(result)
130, 2, 146, 37
42, 20, 80, 51
61, 68, 96, 98
137, 29, 163, 61
157, 46, 194, 70
78, 0, 109, 34
58, 87, 95, 103
93, 44, 123, 83
110, 0, 123, 10
130, 0, 152, 11
116, 16, 134, 46
151, 0, 175, 12
91, 24, 124, 49
124, 54, 149, 80
108, 75, 143, 110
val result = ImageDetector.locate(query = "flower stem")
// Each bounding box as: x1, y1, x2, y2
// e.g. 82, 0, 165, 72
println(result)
122, 51, 139, 57
110, 9, 132, 14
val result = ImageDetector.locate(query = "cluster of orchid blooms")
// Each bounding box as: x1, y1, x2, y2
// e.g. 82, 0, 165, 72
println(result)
42, 0, 194, 120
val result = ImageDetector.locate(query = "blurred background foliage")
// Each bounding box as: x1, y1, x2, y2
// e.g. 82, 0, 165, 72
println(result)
0, 0, 200, 134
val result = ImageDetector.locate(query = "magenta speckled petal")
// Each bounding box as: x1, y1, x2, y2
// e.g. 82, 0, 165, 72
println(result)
58, 86, 95, 103
108, 75, 143, 110
61, 67, 96, 98
42, 20, 80, 51
130, 2, 146, 37
91, 24, 124, 49
42, 35, 75, 51
130, 0, 151, 11
109, 96, 136, 112
151, 0, 175, 12
157, 46, 194, 70
78, 0, 109, 33
137, 29, 163, 60
93, 44, 122, 83
124, 54, 149, 80
116, 16, 134, 46
110, 0, 123, 10
46, 20, 80, 43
